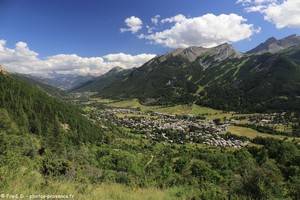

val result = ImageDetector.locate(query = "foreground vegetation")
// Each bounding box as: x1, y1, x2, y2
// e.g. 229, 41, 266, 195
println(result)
2, 172, 181, 200
1, 116, 300, 199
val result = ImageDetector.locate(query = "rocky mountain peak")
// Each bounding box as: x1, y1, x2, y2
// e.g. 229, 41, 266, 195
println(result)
204, 43, 241, 61
210, 43, 239, 56
248, 34, 300, 54
265, 37, 277, 44
193, 43, 241, 70
160, 43, 240, 63
279, 34, 300, 46
285, 34, 298, 40
164, 46, 208, 62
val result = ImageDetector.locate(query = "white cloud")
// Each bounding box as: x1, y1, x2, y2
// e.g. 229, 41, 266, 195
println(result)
161, 14, 187, 24
146, 25, 154, 34
237, 0, 300, 28
139, 13, 259, 48
151, 15, 161, 25
263, 0, 300, 28
120, 16, 143, 33
103, 53, 155, 68
0, 40, 156, 76
237, 0, 276, 5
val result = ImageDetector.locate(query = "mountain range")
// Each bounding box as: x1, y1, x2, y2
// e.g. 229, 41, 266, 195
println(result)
14, 73, 67, 98
32, 72, 95, 90
72, 34, 300, 112
248, 34, 300, 54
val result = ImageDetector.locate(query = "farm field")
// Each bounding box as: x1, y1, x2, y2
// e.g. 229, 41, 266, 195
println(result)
93, 98, 234, 119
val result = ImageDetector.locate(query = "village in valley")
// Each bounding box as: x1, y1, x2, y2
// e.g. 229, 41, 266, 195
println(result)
75, 96, 300, 149
91, 107, 248, 148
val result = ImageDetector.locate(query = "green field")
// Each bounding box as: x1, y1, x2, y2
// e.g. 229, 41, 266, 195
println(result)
96, 98, 233, 120
228, 125, 299, 142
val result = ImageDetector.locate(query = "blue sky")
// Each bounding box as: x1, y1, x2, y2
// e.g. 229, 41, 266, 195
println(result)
0, 0, 299, 75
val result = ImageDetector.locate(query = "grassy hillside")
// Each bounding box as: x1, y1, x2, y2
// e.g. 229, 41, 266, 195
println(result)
3, 172, 184, 200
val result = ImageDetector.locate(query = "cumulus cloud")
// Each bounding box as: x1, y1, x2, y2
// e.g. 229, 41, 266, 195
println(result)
139, 13, 259, 48
120, 16, 143, 33
237, 0, 300, 28
0, 40, 156, 76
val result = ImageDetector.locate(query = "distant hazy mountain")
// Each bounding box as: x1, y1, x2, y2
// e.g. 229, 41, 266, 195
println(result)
3, 66, 66, 98
71, 67, 134, 93
247, 34, 300, 54
32, 72, 95, 90
13, 73, 67, 98
73, 35, 300, 112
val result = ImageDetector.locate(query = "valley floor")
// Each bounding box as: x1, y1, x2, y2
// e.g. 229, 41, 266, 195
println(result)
80, 97, 300, 144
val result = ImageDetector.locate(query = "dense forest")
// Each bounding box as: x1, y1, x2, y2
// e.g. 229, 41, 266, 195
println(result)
0, 73, 108, 146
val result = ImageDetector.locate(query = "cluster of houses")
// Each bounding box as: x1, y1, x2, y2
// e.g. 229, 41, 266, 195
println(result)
250, 113, 291, 126
92, 108, 248, 148
232, 112, 292, 129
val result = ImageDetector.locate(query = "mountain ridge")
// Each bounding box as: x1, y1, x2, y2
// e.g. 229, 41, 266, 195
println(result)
73, 35, 300, 112
71, 66, 134, 93
247, 34, 300, 54
159, 43, 241, 63
32, 72, 96, 90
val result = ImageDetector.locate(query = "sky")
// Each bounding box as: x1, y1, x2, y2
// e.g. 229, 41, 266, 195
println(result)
0, 0, 300, 76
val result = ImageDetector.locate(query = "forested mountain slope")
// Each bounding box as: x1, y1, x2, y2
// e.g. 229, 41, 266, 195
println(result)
0, 69, 106, 146
79, 36, 300, 112
71, 66, 134, 93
